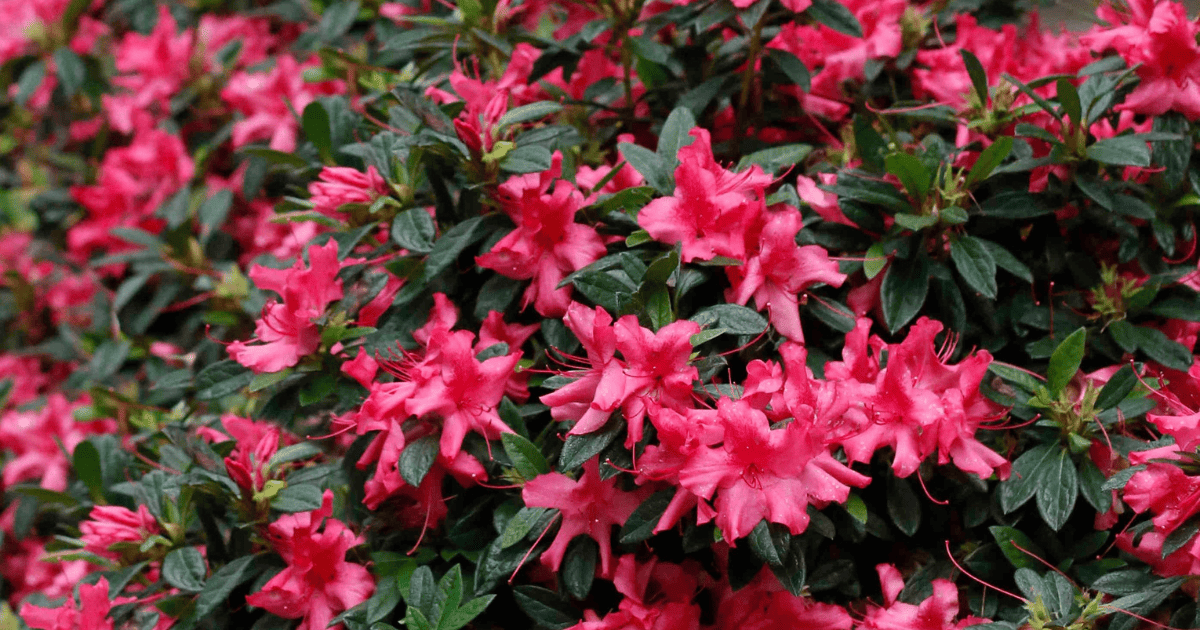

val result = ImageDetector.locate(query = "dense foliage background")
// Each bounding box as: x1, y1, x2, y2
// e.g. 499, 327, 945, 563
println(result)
5, 0, 1200, 628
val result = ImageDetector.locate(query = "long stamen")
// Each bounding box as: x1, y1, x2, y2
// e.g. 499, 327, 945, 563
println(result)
944, 540, 1027, 603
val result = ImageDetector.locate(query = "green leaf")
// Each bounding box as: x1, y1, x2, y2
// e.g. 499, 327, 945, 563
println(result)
845, 492, 868, 524
691, 304, 768, 335
748, 520, 790, 566
960, 50, 989, 107
966, 136, 1014, 187
950, 236, 998, 299
975, 238, 1033, 283
737, 143, 812, 175
618, 142, 672, 194
644, 250, 680, 285
980, 191, 1053, 218
409, 566, 436, 620
162, 548, 207, 592
765, 48, 811, 92
302, 101, 333, 161
657, 107, 697, 172
199, 189, 234, 234
512, 586, 579, 630
15, 61, 45, 106
559, 422, 622, 471
886, 473, 921, 537
1129, 325, 1194, 371
1047, 327, 1087, 396
863, 243, 887, 279
998, 444, 1056, 514
989, 525, 1046, 570
501, 507, 553, 548
1078, 458, 1112, 513
192, 557, 260, 621
434, 565, 465, 629
1056, 78, 1082, 125
619, 488, 676, 544
267, 442, 323, 468
1152, 113, 1190, 188
1088, 135, 1151, 167
885, 152, 931, 201
1095, 364, 1138, 410
561, 537, 597, 600
271, 483, 324, 512
367, 575, 403, 624
73, 440, 103, 500
238, 146, 311, 168
392, 208, 437, 253
1036, 448, 1078, 531
317, 0, 360, 41
399, 435, 439, 487
502, 433, 549, 480
501, 145, 553, 173
880, 254, 930, 333
497, 101, 564, 129
298, 373, 338, 406
53, 48, 86, 97
806, 0, 862, 37
442, 595, 495, 630
424, 216, 488, 280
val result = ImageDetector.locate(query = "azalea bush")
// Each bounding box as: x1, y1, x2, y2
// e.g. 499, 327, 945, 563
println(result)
8, 0, 1200, 628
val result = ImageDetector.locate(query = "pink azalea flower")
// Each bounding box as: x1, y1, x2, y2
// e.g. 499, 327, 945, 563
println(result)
21, 577, 117, 630
522, 459, 647, 574
79, 505, 162, 560
308, 166, 390, 218
674, 397, 870, 542
101, 6, 194, 133
246, 490, 374, 630
227, 240, 360, 373
635, 128, 773, 263
221, 55, 344, 152
859, 564, 989, 630
0, 394, 114, 492
725, 204, 846, 342
571, 555, 702, 630
712, 566, 853, 630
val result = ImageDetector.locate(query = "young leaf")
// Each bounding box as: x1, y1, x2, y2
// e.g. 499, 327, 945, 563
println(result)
885, 152, 931, 201
966, 136, 1014, 187
960, 50, 989, 107
502, 433, 549, 480
302, 101, 333, 161
1056, 78, 1082, 126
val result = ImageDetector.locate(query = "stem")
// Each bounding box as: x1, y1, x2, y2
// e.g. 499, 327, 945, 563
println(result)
733, 12, 766, 157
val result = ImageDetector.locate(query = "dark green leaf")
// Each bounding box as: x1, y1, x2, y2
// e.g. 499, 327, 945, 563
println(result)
512, 586, 579, 630
1129, 325, 1193, 371
442, 595, 495, 630
737, 143, 813, 174
317, 0, 360, 41
619, 488, 676, 544
1088, 136, 1151, 167
53, 48, 86, 97
1096, 364, 1138, 410
1153, 113, 1190, 188
559, 422, 622, 471
806, 0, 862, 37
691, 304, 768, 335
886, 473, 921, 536
302, 101, 333, 160
192, 557, 260, 621
367, 575, 403, 624
748, 520, 790, 566
1078, 458, 1112, 513
765, 48, 811, 92
975, 238, 1033, 283
966, 136, 1014, 187
199, 189, 234, 234
271, 483, 324, 512
999, 444, 1056, 514
392, 208, 437, 253
400, 435, 439, 487
424, 216, 488, 280
989, 525, 1046, 570
1035, 448, 1078, 531
769, 538, 807, 597
950, 236, 998, 299
163, 548, 207, 592
501, 507, 553, 548
502, 433, 549, 480
980, 191, 1053, 218
618, 142, 672, 194
960, 50, 989, 107
267, 442, 323, 468
74, 440, 103, 500
1047, 327, 1087, 396
498, 101, 564, 129
501, 145, 554, 173
561, 537, 597, 600
15, 61, 45, 106
880, 254, 930, 333
1056, 78, 1082, 125
657, 107, 697, 172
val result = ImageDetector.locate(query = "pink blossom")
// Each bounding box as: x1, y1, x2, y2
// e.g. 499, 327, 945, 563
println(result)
308, 166, 390, 218
246, 490, 374, 630
221, 55, 344, 152
859, 564, 988, 630
21, 577, 117, 630
102, 6, 194, 133
79, 505, 161, 560
522, 459, 647, 574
